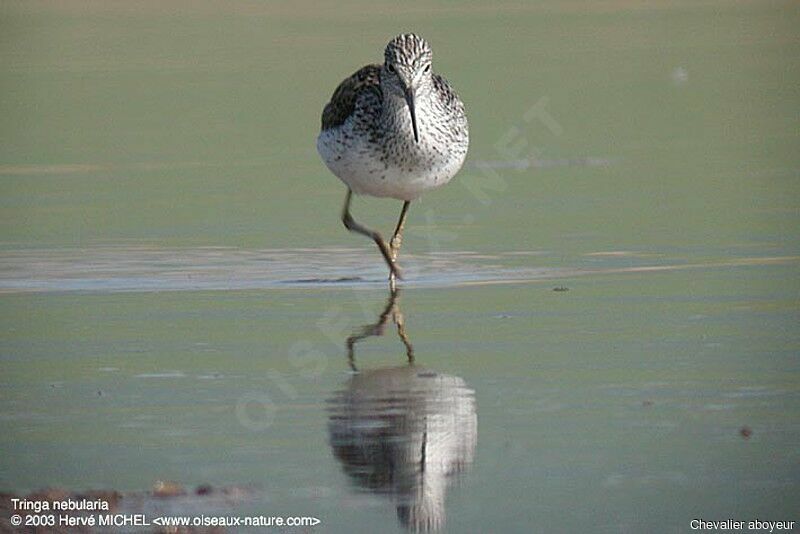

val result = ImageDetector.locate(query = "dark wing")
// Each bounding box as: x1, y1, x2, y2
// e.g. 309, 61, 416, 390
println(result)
432, 73, 466, 118
321, 64, 382, 131
432, 73, 468, 141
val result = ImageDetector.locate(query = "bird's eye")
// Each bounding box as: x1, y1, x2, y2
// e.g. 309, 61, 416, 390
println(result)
387, 64, 395, 73
424, 64, 431, 73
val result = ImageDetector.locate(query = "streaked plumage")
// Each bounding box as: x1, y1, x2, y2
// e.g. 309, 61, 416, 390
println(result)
316, 34, 469, 286
317, 34, 468, 201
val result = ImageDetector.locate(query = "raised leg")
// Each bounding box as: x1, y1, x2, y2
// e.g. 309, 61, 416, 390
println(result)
388, 201, 411, 290
341, 189, 401, 281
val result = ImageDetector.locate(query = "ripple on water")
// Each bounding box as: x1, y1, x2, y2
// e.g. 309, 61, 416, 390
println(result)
0, 246, 796, 293
134, 371, 186, 379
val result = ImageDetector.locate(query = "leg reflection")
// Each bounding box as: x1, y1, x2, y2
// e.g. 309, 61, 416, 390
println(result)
329, 290, 477, 532
346, 288, 414, 372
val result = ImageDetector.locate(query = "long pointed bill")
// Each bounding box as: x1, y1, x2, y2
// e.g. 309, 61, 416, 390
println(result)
403, 86, 419, 143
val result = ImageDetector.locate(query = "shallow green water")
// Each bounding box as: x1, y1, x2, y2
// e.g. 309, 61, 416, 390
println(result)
1, 1, 799, 532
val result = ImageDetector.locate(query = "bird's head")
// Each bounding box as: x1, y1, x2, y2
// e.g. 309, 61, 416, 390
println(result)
382, 33, 434, 143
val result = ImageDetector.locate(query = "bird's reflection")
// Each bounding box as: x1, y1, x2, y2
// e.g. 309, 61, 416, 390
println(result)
328, 289, 477, 532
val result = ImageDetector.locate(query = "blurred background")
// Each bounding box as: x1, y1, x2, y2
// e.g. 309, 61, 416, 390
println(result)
2, 0, 798, 255
1, 1, 798, 532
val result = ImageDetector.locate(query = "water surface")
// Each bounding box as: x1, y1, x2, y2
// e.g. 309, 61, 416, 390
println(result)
1, 1, 799, 532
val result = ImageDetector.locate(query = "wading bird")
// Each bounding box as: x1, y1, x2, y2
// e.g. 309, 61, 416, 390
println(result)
317, 34, 469, 288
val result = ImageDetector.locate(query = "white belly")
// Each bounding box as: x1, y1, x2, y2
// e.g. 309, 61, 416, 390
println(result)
317, 126, 466, 202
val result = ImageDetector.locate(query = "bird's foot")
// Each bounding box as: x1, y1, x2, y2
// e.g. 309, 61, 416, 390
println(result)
389, 235, 403, 261
388, 264, 403, 290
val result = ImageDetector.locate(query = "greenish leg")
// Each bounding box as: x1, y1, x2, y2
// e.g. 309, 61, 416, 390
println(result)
346, 288, 400, 371
341, 189, 401, 281
388, 201, 411, 290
